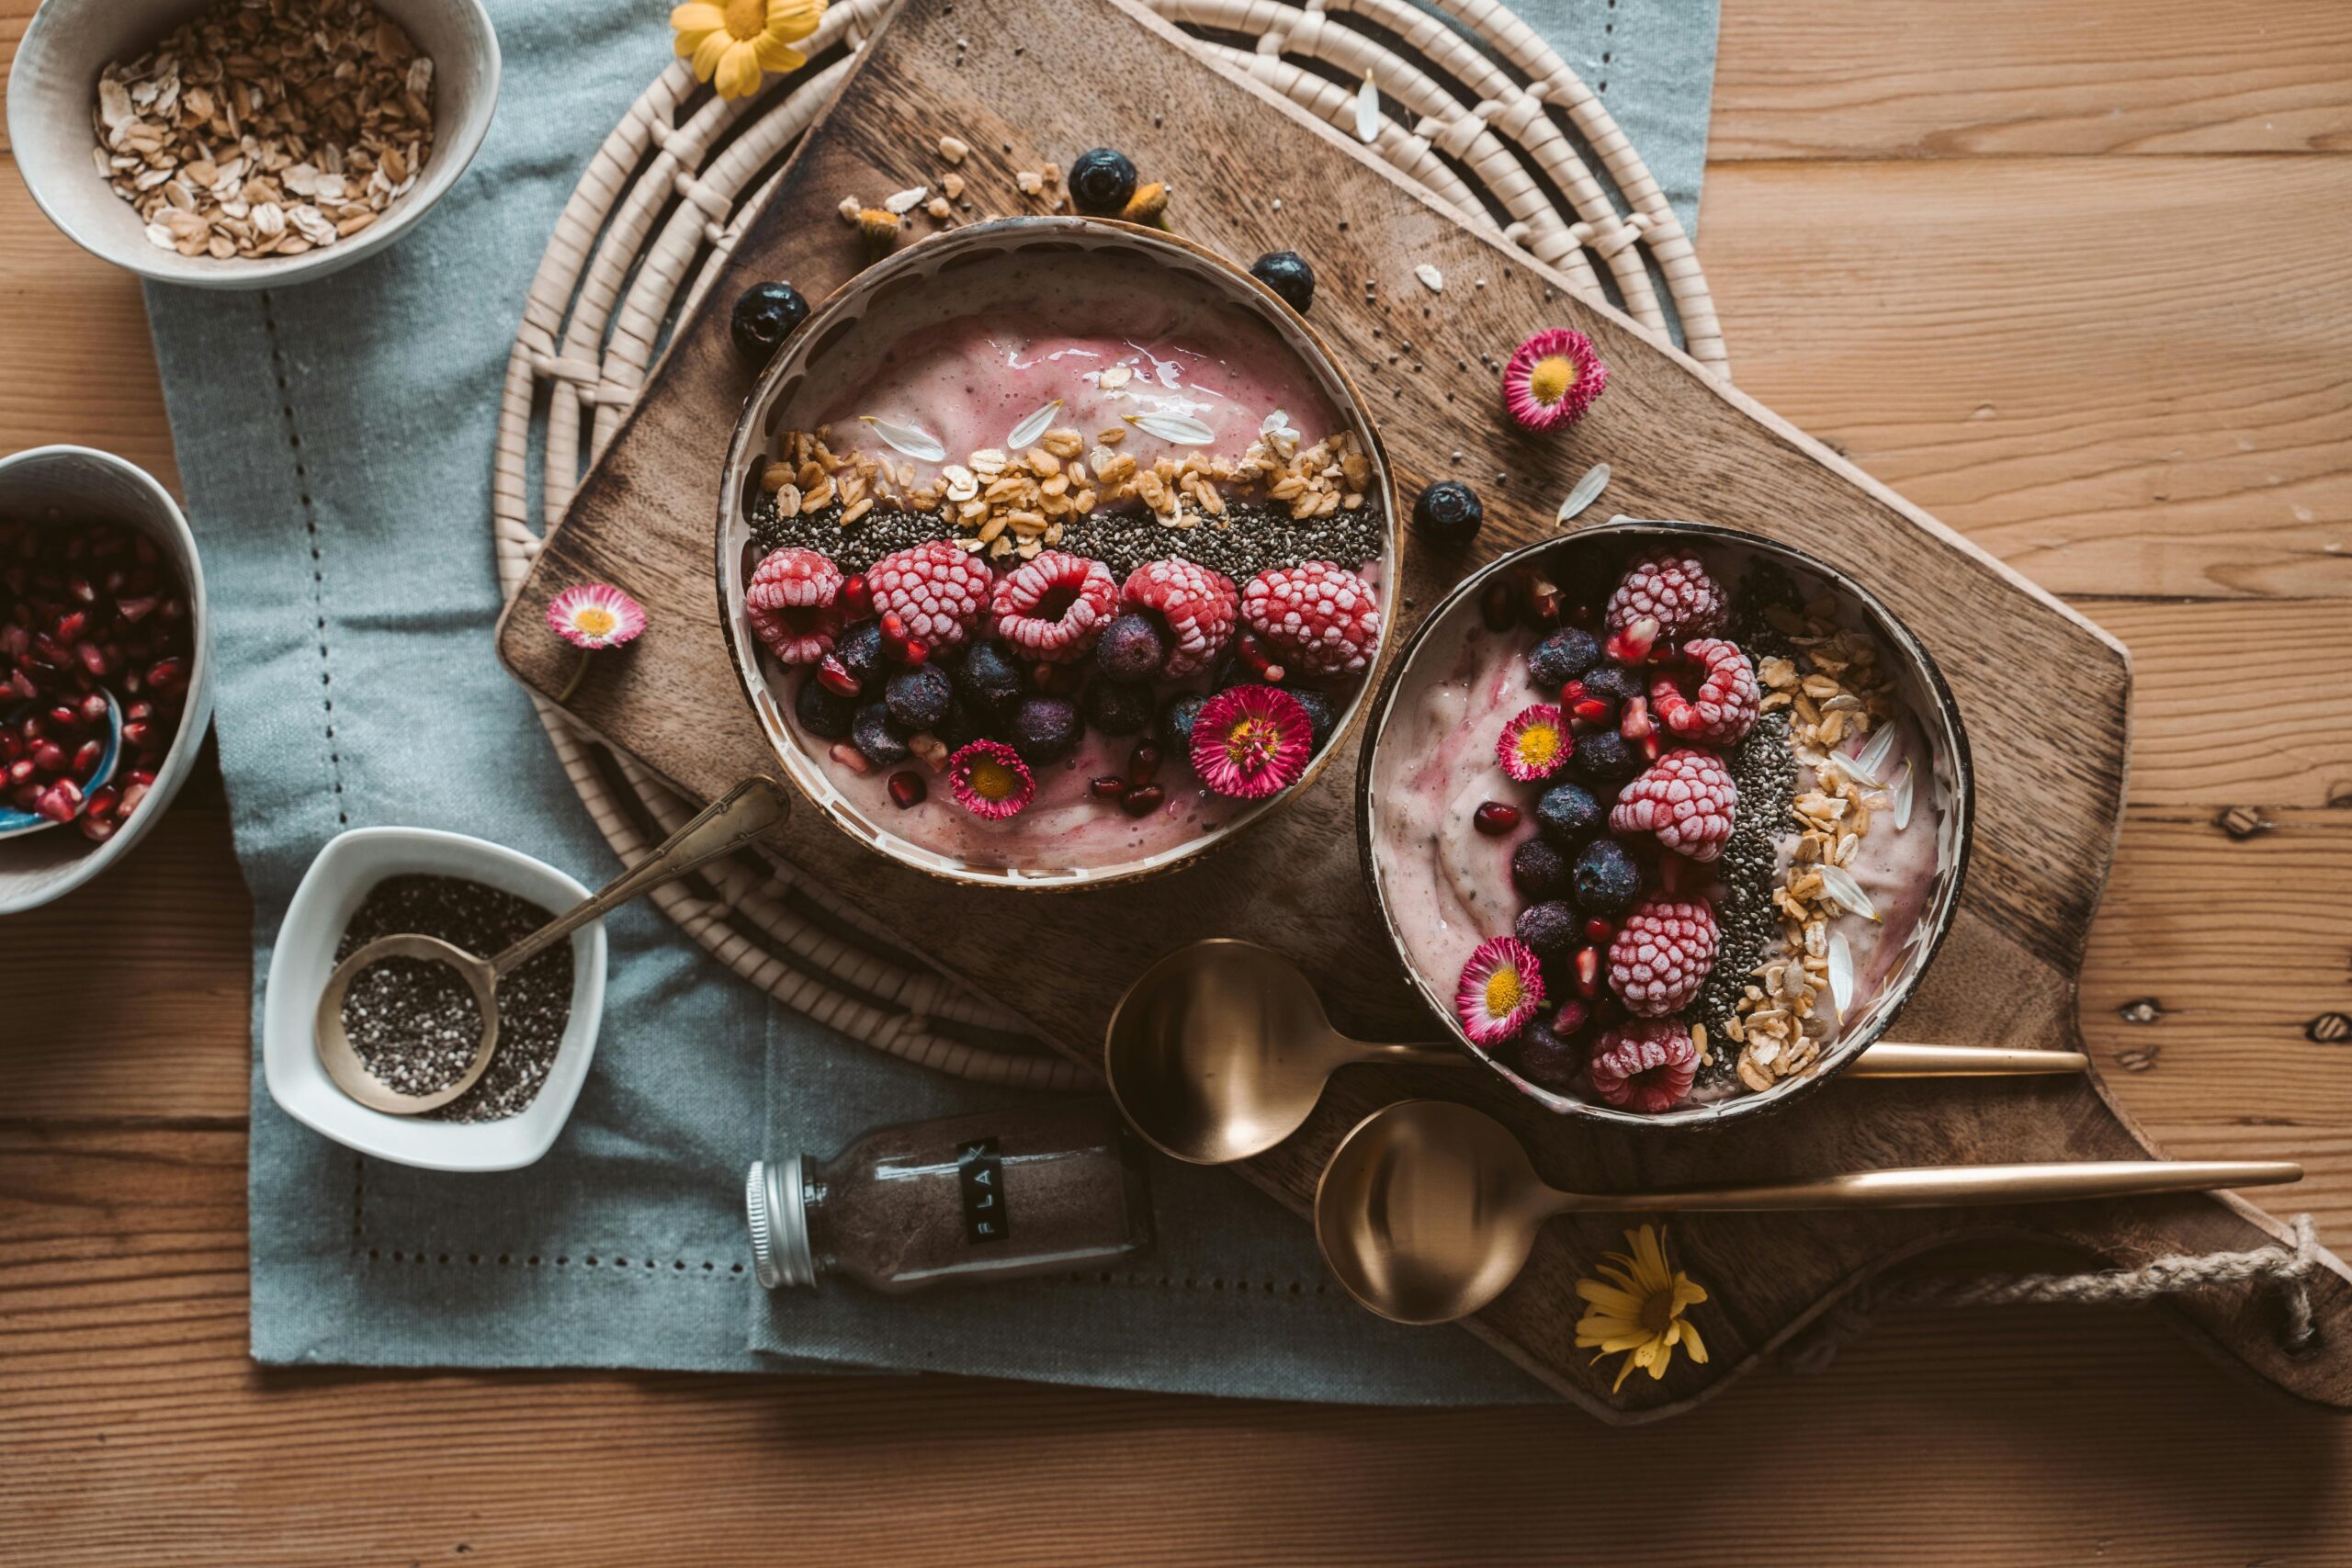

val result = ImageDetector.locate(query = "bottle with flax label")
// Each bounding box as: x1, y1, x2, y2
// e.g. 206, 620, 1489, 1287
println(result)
746, 1098, 1155, 1292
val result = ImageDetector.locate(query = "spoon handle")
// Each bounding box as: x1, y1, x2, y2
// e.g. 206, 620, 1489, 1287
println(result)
1562, 1159, 2302, 1215
1845, 1043, 2090, 1077
486, 776, 792, 976
1352, 1042, 1470, 1068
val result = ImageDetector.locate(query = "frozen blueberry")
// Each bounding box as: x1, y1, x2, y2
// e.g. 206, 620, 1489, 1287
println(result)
1514, 900, 1581, 959
1572, 838, 1641, 917
1069, 148, 1138, 216
1411, 479, 1483, 543
1083, 679, 1154, 737
1569, 728, 1641, 784
851, 702, 910, 765
795, 672, 857, 739
1534, 781, 1604, 848
1528, 627, 1600, 688
885, 663, 953, 732
1575, 663, 1643, 716
729, 281, 809, 364
954, 637, 1024, 713
935, 694, 985, 750
1094, 612, 1167, 682
1249, 250, 1316, 313
1513, 1021, 1583, 1092
1511, 837, 1572, 900
1011, 694, 1081, 762
836, 619, 887, 694
1159, 690, 1210, 757
1287, 686, 1337, 753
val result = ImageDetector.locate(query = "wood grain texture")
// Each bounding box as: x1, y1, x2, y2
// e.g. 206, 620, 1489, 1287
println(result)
494, 0, 2348, 1418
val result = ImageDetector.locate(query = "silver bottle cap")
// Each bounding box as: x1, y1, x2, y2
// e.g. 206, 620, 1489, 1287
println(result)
745, 1157, 817, 1290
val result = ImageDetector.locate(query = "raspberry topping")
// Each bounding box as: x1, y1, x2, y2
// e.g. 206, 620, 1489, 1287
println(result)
1603, 555, 1726, 659
1241, 561, 1381, 677
1609, 748, 1738, 863
1586, 1019, 1700, 1113
1121, 558, 1239, 677
991, 551, 1120, 661
744, 547, 844, 665
1606, 897, 1720, 1017
1649, 638, 1760, 747
865, 540, 992, 650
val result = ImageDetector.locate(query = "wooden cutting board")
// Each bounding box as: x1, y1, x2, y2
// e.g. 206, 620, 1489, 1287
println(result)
495, 0, 2352, 1418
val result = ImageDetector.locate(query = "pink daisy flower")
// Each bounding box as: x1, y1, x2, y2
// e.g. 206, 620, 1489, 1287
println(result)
1502, 328, 1609, 432
1495, 703, 1569, 782
1455, 935, 1546, 1046
547, 583, 647, 649
947, 740, 1035, 820
1188, 684, 1313, 799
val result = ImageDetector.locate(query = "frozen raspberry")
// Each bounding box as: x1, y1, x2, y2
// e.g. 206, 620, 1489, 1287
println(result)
1649, 638, 1759, 747
1606, 897, 1719, 1017
992, 551, 1119, 661
1241, 561, 1381, 678
1609, 748, 1738, 863
1603, 555, 1725, 660
744, 547, 844, 665
867, 540, 992, 650
1586, 1019, 1700, 1113
1121, 559, 1238, 677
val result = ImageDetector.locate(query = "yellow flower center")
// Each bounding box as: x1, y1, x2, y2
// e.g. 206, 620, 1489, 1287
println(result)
723, 0, 768, 39
571, 605, 617, 637
1527, 355, 1577, 406
971, 761, 1016, 800
1515, 725, 1560, 767
1483, 967, 1522, 1018
1223, 716, 1282, 770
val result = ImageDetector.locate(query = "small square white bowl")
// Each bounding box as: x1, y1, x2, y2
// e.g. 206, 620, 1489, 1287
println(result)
263, 826, 607, 1172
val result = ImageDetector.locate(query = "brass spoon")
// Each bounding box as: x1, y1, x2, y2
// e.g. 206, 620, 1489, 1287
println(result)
1103, 940, 2089, 1165
1315, 1099, 2304, 1325
316, 776, 792, 1114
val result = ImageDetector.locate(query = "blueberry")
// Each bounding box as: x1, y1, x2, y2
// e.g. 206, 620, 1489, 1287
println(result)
852, 702, 910, 766
1083, 679, 1154, 737
1287, 686, 1337, 753
1249, 250, 1316, 313
729, 281, 809, 364
936, 694, 985, 750
885, 663, 953, 732
1411, 479, 1483, 543
1569, 728, 1641, 784
1514, 900, 1580, 959
954, 637, 1024, 713
1011, 694, 1081, 762
1534, 781, 1604, 848
1528, 627, 1600, 688
1511, 837, 1572, 900
1093, 612, 1167, 682
1068, 148, 1138, 216
1512, 1022, 1583, 1092
836, 619, 887, 693
1159, 690, 1209, 757
795, 672, 857, 739
1576, 663, 1643, 716
1572, 839, 1641, 917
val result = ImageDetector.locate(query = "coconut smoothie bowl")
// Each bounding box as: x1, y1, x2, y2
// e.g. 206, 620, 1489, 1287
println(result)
1359, 521, 1973, 1130
717, 218, 1398, 889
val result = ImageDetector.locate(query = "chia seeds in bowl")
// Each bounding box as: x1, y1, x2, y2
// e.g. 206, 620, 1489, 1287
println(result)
1356, 521, 1973, 1129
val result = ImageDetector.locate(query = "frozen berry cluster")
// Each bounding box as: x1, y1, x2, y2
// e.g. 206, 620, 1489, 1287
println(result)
745, 536, 1379, 822
1453, 552, 1768, 1115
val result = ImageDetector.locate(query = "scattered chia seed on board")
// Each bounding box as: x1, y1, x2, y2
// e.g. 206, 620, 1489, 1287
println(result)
1690, 708, 1797, 1088
334, 874, 574, 1122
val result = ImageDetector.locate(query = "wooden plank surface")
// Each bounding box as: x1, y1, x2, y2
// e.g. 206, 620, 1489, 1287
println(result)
5, 0, 2352, 1556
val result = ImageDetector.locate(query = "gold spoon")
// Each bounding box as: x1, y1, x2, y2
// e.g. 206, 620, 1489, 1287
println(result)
316, 776, 792, 1114
1315, 1099, 2304, 1325
1103, 940, 2089, 1165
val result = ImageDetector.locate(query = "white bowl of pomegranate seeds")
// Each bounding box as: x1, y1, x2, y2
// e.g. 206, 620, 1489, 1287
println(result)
0, 446, 214, 915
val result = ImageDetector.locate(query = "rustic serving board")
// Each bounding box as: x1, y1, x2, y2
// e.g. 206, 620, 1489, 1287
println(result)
495, 0, 2352, 1418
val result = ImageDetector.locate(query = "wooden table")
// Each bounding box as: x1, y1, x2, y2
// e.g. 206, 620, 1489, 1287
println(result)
3, 1, 2348, 1560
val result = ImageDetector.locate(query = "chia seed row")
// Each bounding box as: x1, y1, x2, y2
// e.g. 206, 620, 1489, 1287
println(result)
1690, 706, 1796, 1084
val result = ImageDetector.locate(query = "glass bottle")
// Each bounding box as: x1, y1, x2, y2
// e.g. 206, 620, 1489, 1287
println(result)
746, 1098, 1154, 1292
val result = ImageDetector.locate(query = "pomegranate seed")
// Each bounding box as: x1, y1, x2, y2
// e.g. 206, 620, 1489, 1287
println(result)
1568, 696, 1611, 726
1235, 630, 1287, 683
68, 576, 96, 605
8, 784, 40, 812
48, 704, 78, 730
1604, 615, 1659, 663
34, 779, 82, 823
0, 733, 17, 762
1121, 784, 1164, 817
85, 785, 119, 820
1620, 695, 1652, 741
20, 715, 40, 741
116, 781, 151, 819
7, 669, 37, 701
1584, 917, 1615, 943
841, 574, 873, 618
877, 614, 926, 667
827, 740, 871, 776
146, 657, 186, 693
815, 656, 862, 697
115, 595, 158, 624
1089, 775, 1127, 800
77, 814, 119, 843
1634, 730, 1662, 762
886, 771, 927, 809
0, 624, 26, 659
77, 642, 109, 677
29, 740, 65, 774
1522, 574, 1564, 626
52, 610, 86, 643
127, 768, 155, 788
72, 739, 101, 776
1550, 998, 1590, 1036
1573, 944, 1602, 998
1126, 741, 1162, 787
1478, 579, 1518, 633
124, 699, 153, 722
1473, 801, 1521, 836
119, 720, 150, 748
79, 692, 107, 724
6, 759, 32, 785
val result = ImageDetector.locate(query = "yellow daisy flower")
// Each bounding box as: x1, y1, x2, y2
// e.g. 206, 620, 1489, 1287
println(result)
1573, 1224, 1710, 1393
671, 0, 826, 101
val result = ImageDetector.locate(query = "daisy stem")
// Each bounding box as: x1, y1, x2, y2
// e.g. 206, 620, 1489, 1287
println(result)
555, 649, 591, 705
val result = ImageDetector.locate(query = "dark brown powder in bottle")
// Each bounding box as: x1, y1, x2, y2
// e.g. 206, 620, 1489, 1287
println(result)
747, 1099, 1153, 1292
